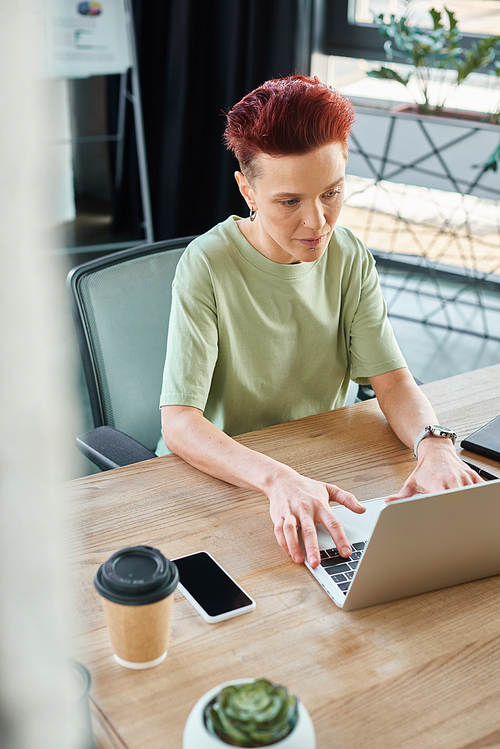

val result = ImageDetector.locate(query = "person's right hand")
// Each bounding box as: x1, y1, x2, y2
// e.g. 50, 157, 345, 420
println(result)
266, 465, 366, 569
162, 406, 365, 570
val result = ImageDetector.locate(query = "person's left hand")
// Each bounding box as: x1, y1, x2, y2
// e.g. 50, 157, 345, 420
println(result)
386, 437, 483, 502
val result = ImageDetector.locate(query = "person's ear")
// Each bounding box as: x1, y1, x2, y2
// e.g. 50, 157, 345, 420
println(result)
234, 171, 256, 210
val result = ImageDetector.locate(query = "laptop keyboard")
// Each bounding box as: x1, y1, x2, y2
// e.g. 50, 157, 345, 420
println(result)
319, 541, 366, 595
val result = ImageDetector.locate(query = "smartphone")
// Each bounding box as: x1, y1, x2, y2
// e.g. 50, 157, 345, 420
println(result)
172, 551, 256, 623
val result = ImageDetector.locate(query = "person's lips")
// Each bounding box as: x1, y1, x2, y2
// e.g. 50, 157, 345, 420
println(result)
296, 235, 325, 247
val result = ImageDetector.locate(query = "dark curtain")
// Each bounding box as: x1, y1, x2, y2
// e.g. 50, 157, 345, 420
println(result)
108, 0, 313, 241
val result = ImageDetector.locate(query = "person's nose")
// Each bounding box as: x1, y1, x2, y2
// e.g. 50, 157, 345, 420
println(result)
301, 201, 325, 233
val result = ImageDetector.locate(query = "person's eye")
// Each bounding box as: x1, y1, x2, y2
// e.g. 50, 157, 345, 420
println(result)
281, 199, 298, 206
324, 190, 341, 198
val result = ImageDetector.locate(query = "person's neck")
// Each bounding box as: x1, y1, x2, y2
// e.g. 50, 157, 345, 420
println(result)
235, 218, 300, 264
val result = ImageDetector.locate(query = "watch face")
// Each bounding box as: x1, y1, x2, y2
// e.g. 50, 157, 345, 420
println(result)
432, 426, 446, 435
429, 426, 457, 439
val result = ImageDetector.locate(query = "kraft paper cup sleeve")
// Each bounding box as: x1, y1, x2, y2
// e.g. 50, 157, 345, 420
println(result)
101, 594, 174, 665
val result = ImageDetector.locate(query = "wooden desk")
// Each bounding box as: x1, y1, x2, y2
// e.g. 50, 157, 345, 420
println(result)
69, 364, 500, 749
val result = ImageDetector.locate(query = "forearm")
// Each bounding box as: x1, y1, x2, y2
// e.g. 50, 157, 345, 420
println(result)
369, 368, 481, 498
162, 405, 364, 567
369, 368, 439, 451
161, 405, 294, 495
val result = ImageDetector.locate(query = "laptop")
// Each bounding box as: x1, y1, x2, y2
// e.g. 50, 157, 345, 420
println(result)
304, 479, 500, 611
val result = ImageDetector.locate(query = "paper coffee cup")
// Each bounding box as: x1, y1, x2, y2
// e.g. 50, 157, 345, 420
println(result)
94, 546, 179, 669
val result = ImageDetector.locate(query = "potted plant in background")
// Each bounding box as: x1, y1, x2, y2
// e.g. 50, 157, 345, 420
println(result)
346, 6, 500, 199
183, 678, 316, 748
367, 7, 500, 121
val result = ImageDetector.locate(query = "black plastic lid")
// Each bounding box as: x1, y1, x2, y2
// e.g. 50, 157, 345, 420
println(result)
94, 546, 179, 605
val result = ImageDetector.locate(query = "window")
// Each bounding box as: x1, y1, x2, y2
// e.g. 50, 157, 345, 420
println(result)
350, 1, 500, 35
314, 0, 500, 343
321, 0, 500, 59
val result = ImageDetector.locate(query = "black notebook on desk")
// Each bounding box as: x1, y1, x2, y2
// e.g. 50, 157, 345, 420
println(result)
461, 414, 500, 462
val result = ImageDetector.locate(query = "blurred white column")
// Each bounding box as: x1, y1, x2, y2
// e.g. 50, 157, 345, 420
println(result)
51, 78, 77, 225
0, 1, 84, 748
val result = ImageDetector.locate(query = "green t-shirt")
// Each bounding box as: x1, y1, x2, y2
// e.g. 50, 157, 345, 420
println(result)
157, 216, 406, 455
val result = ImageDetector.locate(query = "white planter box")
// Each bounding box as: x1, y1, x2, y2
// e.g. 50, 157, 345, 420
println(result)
347, 105, 500, 200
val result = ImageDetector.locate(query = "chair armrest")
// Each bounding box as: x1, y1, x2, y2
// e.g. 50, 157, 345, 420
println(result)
76, 426, 157, 471
356, 375, 424, 403
356, 384, 376, 401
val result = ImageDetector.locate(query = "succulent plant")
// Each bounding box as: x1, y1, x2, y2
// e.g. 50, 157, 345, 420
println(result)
204, 679, 298, 747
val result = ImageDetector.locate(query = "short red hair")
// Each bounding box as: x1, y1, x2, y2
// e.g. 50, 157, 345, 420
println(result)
224, 75, 355, 179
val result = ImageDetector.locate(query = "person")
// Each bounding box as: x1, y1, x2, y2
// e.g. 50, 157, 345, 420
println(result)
158, 75, 481, 570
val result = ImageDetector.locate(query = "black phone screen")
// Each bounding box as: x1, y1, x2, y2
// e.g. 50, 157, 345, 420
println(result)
173, 552, 253, 617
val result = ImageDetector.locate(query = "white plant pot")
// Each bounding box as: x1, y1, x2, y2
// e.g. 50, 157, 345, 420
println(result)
348, 105, 500, 200
183, 679, 316, 749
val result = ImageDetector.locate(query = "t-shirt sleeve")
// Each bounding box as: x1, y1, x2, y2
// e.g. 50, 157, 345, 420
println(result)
349, 246, 407, 384
159, 251, 218, 410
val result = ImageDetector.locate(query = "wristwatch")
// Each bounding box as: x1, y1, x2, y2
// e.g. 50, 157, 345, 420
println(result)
413, 425, 458, 459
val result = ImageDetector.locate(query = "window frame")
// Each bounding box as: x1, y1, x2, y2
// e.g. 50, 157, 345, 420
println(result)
319, 0, 496, 61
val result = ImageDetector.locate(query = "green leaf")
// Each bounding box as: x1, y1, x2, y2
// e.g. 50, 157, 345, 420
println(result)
475, 141, 500, 173
430, 8, 443, 31
455, 36, 500, 84
366, 67, 410, 86
444, 7, 458, 32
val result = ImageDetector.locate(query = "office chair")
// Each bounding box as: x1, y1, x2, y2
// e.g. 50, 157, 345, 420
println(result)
67, 236, 197, 470
67, 235, 420, 471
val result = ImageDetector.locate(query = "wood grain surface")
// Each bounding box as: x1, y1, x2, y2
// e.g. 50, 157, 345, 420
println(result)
68, 364, 500, 749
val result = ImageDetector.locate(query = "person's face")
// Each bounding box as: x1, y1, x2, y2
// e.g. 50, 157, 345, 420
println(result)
236, 142, 346, 264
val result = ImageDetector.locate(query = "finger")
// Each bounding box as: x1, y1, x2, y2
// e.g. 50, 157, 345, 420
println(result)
451, 470, 484, 489
273, 520, 291, 558
385, 492, 404, 503
327, 485, 366, 514
317, 507, 352, 558
385, 484, 419, 502
437, 471, 476, 490
458, 469, 483, 486
472, 472, 486, 484
282, 516, 304, 565
386, 471, 478, 502
299, 518, 321, 568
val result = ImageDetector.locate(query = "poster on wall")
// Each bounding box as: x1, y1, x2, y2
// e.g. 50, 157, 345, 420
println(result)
41, 0, 132, 79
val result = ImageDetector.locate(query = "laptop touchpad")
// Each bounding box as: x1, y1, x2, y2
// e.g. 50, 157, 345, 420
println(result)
317, 498, 385, 546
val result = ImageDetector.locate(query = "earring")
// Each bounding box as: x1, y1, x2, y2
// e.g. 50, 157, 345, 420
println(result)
249, 208, 257, 222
